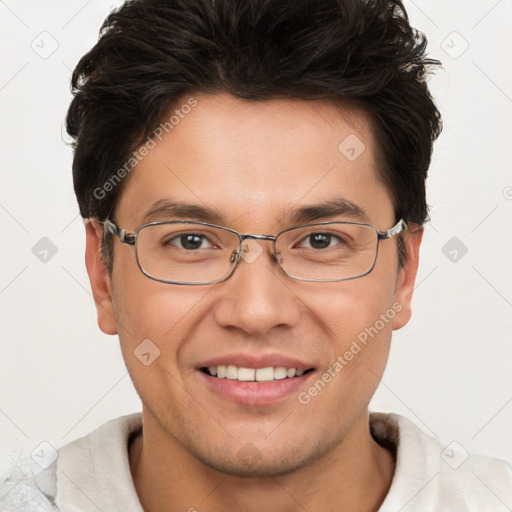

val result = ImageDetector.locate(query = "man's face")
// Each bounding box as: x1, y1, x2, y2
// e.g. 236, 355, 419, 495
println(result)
88, 93, 420, 476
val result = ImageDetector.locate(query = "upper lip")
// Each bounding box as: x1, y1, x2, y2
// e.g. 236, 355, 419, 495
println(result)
197, 352, 315, 371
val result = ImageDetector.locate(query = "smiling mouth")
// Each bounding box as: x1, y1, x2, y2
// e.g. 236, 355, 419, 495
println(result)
200, 365, 315, 382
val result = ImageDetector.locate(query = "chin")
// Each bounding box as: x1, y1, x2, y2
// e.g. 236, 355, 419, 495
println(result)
195, 450, 316, 478
184, 431, 337, 479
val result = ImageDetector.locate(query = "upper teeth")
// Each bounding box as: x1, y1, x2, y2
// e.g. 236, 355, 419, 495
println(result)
208, 365, 305, 382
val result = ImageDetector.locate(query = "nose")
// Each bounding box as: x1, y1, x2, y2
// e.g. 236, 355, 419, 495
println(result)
212, 239, 302, 336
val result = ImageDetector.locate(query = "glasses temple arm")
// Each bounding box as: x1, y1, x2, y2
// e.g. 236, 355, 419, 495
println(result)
103, 219, 136, 245
378, 219, 407, 239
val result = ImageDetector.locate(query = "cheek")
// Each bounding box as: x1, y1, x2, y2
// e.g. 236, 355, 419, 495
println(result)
295, 273, 398, 407
295, 284, 395, 436
110, 258, 212, 365
302, 273, 397, 349
111, 274, 215, 416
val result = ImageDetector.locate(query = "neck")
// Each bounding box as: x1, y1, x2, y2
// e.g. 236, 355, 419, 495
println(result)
130, 409, 395, 512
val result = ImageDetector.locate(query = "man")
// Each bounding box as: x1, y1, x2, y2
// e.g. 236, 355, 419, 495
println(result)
4, 0, 511, 510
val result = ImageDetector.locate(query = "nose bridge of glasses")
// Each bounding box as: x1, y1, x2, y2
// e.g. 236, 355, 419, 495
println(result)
239, 233, 277, 243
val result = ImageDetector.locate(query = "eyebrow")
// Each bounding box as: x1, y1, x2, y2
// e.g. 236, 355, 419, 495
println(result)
287, 197, 371, 224
142, 200, 223, 224
141, 196, 370, 227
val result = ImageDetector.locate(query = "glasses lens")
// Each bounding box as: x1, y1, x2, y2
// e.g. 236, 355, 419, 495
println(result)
136, 223, 240, 284
276, 223, 378, 281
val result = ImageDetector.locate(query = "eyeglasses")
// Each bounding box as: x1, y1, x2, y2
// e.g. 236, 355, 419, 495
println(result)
102, 218, 407, 285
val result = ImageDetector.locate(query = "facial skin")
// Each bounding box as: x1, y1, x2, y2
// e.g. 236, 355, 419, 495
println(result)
85, 93, 422, 512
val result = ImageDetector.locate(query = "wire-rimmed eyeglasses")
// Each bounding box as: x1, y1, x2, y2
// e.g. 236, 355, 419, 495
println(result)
102, 218, 407, 285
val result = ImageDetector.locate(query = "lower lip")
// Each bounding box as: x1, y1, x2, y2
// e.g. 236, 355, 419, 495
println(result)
198, 370, 314, 406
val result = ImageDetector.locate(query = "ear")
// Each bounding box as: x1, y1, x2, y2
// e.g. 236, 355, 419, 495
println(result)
392, 225, 423, 330
85, 220, 118, 335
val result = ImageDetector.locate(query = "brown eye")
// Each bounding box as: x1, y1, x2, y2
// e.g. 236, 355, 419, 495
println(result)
308, 233, 331, 249
167, 233, 211, 250
298, 232, 341, 250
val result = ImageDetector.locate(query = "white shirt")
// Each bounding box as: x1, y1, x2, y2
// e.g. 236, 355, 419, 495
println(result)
2, 412, 511, 511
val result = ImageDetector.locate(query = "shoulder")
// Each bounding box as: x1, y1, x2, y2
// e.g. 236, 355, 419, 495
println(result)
54, 413, 143, 510
0, 413, 142, 512
371, 412, 512, 511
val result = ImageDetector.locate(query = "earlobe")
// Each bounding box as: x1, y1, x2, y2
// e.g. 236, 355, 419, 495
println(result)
84, 220, 118, 335
392, 225, 423, 331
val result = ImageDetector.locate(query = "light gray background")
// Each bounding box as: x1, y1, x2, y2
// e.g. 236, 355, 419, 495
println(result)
1, 0, 511, 473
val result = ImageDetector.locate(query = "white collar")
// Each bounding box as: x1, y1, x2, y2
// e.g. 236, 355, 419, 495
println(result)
56, 413, 144, 512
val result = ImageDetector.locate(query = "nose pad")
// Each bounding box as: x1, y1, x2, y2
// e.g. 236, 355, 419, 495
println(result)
230, 249, 241, 264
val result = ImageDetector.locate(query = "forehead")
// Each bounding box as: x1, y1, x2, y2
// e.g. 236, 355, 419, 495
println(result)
116, 93, 393, 228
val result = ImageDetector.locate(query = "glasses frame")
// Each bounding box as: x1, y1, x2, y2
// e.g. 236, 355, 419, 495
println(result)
102, 218, 407, 285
